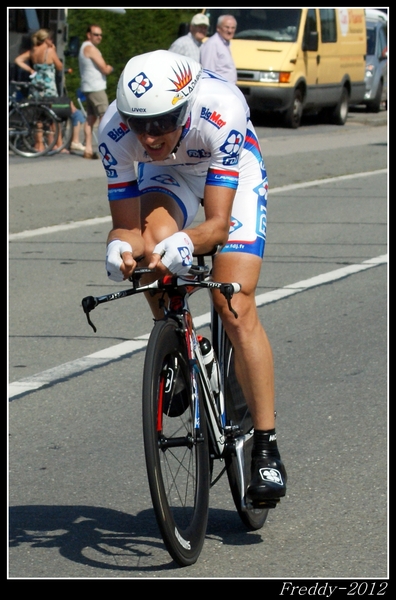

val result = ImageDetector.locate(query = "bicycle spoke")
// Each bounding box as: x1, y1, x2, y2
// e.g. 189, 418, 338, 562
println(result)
142, 319, 210, 566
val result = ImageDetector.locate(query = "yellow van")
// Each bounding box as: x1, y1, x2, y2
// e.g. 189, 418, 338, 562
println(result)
203, 8, 366, 128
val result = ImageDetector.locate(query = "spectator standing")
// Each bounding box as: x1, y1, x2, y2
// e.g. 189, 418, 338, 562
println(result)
14, 28, 68, 153
168, 13, 209, 62
200, 14, 237, 84
78, 24, 113, 159
69, 101, 86, 153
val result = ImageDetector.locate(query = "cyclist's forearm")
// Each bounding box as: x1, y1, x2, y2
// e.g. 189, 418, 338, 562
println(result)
185, 217, 230, 254
107, 229, 145, 259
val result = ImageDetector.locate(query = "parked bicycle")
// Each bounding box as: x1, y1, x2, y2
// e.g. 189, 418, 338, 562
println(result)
9, 80, 60, 158
82, 252, 270, 567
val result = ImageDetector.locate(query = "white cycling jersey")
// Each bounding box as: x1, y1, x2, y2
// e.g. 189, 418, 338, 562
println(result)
98, 70, 269, 257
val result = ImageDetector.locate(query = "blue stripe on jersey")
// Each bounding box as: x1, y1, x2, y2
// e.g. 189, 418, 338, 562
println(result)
244, 128, 262, 163
108, 180, 140, 201
206, 168, 239, 189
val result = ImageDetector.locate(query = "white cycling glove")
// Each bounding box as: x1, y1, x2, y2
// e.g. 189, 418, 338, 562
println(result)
153, 232, 194, 276
106, 240, 133, 282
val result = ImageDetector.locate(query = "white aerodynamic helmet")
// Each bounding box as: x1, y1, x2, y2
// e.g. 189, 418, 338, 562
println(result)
117, 49, 202, 136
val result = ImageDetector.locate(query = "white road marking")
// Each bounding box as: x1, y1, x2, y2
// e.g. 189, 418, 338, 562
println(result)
8, 171, 388, 399
8, 254, 387, 400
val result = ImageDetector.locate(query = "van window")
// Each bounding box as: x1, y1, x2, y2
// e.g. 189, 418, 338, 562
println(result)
378, 26, 387, 57
366, 21, 387, 58
366, 26, 376, 55
206, 9, 302, 42
319, 8, 337, 43
304, 8, 317, 36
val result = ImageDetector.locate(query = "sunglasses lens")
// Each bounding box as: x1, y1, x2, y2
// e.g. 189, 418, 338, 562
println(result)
125, 103, 188, 136
127, 115, 175, 136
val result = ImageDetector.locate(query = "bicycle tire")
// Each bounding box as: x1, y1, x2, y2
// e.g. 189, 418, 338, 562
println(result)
142, 318, 210, 566
9, 103, 60, 158
222, 333, 269, 530
47, 116, 73, 155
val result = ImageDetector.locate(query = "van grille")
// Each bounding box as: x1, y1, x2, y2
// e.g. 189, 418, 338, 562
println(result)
237, 70, 259, 81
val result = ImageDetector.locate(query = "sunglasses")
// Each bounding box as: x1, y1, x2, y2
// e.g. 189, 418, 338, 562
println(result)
92, 33, 103, 37
126, 104, 188, 137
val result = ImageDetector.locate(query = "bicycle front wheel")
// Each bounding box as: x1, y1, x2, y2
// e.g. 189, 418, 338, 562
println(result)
142, 318, 210, 566
223, 334, 269, 530
9, 103, 60, 158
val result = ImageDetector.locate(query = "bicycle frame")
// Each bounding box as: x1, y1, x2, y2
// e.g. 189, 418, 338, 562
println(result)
82, 262, 253, 511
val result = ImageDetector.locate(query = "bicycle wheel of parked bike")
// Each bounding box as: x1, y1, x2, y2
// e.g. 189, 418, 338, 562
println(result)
9, 103, 59, 158
142, 318, 210, 566
222, 332, 269, 530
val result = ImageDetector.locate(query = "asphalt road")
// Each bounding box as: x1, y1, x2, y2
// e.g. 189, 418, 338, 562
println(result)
8, 107, 388, 581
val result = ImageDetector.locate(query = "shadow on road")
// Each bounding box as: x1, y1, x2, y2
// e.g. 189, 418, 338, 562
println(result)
9, 503, 264, 574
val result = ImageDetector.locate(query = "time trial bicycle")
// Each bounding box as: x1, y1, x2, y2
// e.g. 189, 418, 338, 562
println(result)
81, 252, 271, 566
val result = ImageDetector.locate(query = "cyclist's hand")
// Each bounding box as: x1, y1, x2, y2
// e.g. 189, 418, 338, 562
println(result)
149, 232, 194, 276
106, 240, 135, 281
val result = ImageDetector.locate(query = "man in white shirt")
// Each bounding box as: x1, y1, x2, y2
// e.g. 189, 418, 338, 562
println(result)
169, 13, 209, 62
79, 24, 114, 158
200, 14, 237, 84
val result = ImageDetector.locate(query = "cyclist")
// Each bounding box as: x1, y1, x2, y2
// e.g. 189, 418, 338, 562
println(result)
98, 50, 287, 507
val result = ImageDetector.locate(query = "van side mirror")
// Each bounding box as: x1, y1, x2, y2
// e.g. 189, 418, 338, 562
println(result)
65, 35, 80, 58
302, 31, 318, 52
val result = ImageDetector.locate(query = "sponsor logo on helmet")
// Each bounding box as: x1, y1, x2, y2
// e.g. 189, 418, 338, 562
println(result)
128, 72, 153, 98
200, 107, 226, 129
169, 62, 202, 105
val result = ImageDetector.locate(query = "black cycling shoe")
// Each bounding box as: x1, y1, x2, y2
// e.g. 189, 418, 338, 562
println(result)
162, 358, 189, 418
246, 454, 287, 509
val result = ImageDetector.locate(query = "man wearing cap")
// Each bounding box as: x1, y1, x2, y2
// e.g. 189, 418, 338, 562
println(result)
168, 13, 209, 62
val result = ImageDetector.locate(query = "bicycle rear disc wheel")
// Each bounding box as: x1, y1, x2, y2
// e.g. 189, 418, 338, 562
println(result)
223, 334, 269, 530
142, 318, 210, 566
9, 104, 59, 158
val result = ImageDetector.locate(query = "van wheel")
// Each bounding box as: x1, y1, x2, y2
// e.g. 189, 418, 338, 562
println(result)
328, 87, 349, 125
282, 88, 303, 129
366, 81, 383, 113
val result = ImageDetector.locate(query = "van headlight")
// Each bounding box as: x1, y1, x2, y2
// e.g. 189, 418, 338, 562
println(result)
259, 71, 280, 83
259, 71, 291, 83
365, 64, 375, 80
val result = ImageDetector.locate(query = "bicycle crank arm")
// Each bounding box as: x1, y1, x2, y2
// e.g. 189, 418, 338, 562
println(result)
234, 437, 249, 511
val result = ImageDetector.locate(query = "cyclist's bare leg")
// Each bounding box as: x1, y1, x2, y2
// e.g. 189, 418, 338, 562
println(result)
212, 251, 287, 503
211, 251, 275, 431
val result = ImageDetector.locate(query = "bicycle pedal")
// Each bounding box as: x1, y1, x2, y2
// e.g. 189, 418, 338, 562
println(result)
249, 498, 280, 509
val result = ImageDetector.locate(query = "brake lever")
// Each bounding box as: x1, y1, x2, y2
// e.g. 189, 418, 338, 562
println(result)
81, 296, 98, 333
221, 284, 239, 319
